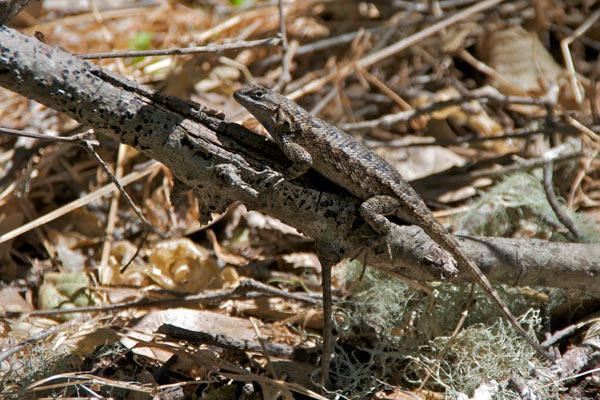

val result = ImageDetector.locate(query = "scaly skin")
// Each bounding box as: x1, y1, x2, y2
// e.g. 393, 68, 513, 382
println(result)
234, 85, 552, 367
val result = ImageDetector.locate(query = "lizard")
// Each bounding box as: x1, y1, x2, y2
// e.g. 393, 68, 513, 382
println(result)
233, 84, 552, 377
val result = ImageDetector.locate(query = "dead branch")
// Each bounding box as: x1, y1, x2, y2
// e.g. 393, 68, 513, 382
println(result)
1, 25, 599, 292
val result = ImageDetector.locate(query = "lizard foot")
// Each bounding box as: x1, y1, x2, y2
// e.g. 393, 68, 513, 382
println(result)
256, 169, 286, 189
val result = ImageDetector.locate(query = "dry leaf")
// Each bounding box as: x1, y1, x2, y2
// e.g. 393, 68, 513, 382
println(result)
478, 25, 591, 110
479, 25, 564, 97
102, 240, 152, 287
207, 229, 248, 266
146, 238, 227, 293
0, 287, 32, 313
281, 252, 321, 272
121, 309, 266, 362
38, 271, 94, 320
383, 146, 465, 181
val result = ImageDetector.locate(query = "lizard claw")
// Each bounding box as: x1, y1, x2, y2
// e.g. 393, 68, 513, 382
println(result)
257, 169, 286, 189
384, 231, 396, 264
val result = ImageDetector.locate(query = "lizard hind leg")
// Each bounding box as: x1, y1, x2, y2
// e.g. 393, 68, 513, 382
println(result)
359, 195, 402, 235
359, 195, 403, 261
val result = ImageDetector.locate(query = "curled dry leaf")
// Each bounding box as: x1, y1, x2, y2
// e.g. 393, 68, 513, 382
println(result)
105, 240, 152, 287
430, 88, 502, 137
479, 25, 564, 96
146, 238, 238, 293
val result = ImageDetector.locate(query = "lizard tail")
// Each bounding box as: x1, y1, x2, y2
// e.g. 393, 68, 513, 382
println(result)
412, 212, 553, 361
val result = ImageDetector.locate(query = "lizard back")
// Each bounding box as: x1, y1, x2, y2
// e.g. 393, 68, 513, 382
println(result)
278, 97, 430, 226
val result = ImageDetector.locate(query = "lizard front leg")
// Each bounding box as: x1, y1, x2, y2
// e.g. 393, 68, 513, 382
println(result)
276, 135, 313, 179
258, 139, 312, 188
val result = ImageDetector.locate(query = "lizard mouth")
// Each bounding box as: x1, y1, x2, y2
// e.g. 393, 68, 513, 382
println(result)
232, 89, 245, 103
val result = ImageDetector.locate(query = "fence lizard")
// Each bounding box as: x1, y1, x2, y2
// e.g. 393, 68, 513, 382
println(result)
234, 85, 552, 380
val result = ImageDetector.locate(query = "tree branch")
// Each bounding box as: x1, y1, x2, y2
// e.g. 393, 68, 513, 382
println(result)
1, 25, 599, 291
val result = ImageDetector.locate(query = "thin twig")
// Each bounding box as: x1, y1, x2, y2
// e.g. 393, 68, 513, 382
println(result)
339, 87, 553, 131
0, 165, 160, 244
79, 36, 282, 59
560, 10, 600, 106
417, 284, 476, 391
541, 318, 595, 348
543, 160, 580, 240
81, 139, 156, 234
255, 26, 390, 69
0, 318, 83, 363
309, 86, 338, 116
459, 146, 580, 182
120, 230, 149, 273
363, 123, 548, 148
274, 0, 291, 90
250, 317, 279, 379
319, 262, 333, 387
0, 126, 154, 232
157, 323, 294, 358
0, 278, 320, 319
0, 127, 98, 145
0, 127, 158, 242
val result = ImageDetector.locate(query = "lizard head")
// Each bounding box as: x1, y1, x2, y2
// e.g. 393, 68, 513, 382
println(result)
234, 85, 284, 132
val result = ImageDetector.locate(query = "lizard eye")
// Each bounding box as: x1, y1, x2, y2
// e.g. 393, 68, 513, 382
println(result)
253, 90, 264, 99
